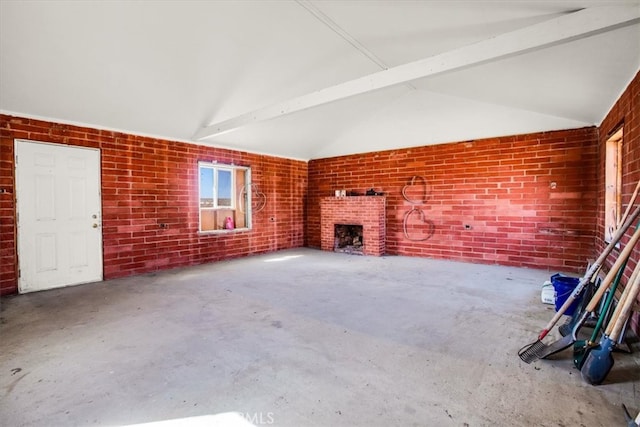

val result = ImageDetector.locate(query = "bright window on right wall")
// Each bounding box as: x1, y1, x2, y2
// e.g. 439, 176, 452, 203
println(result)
604, 127, 623, 243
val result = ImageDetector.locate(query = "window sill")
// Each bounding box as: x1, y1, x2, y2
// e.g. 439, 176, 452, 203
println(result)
199, 227, 250, 235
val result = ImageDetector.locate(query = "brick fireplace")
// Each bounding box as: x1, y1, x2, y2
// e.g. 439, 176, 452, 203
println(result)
320, 196, 385, 256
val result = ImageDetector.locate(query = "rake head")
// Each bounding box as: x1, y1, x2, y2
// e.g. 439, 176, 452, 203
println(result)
518, 340, 549, 363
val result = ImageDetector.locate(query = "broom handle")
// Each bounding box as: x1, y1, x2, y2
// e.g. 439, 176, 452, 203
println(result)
607, 261, 640, 340
618, 180, 640, 227
537, 203, 640, 340
599, 180, 640, 338
604, 260, 640, 336
584, 224, 640, 312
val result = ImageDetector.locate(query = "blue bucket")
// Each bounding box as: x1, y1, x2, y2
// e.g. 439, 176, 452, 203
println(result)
551, 274, 581, 316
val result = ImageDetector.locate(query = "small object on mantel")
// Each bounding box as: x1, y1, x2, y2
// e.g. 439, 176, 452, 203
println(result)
366, 188, 384, 196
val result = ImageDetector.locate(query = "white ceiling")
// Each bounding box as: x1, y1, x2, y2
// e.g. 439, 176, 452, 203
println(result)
1, 1, 639, 160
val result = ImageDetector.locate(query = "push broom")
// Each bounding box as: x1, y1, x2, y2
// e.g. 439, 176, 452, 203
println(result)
518, 203, 640, 363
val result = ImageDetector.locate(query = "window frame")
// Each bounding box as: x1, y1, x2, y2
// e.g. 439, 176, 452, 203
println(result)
604, 127, 623, 243
198, 161, 252, 233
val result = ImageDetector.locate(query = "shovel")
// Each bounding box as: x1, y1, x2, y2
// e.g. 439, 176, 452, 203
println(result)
523, 221, 640, 362
519, 205, 640, 363
578, 180, 640, 361
572, 264, 625, 369
558, 278, 597, 337
518, 185, 640, 364
581, 262, 640, 385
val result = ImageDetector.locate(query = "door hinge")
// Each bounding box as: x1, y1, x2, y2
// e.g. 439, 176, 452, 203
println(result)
18, 269, 21, 278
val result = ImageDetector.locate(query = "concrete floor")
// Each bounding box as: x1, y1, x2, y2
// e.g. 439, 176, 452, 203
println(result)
1, 248, 638, 427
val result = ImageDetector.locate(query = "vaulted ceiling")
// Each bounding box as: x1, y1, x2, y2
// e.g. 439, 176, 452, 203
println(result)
1, 1, 639, 160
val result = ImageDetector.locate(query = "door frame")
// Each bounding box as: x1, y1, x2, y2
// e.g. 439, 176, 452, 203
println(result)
14, 139, 104, 293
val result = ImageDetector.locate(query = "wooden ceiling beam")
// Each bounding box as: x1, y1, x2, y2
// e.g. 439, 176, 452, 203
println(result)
193, 6, 640, 140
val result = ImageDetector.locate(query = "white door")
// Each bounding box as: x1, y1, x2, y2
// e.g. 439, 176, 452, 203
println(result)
15, 140, 103, 293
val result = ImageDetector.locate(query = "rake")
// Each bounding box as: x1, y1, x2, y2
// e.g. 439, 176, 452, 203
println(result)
534, 219, 640, 361
518, 204, 640, 363
561, 178, 640, 339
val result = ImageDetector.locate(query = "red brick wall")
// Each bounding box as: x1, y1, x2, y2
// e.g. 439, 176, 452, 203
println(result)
0, 115, 307, 295
308, 127, 599, 272
596, 71, 640, 332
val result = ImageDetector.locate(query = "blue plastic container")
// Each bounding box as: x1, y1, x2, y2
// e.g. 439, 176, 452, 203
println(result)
551, 274, 581, 316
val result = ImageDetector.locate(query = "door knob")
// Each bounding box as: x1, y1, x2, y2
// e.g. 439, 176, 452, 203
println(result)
92, 223, 98, 228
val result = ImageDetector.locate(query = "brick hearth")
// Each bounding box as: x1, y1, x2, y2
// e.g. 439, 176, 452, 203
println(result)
320, 196, 385, 256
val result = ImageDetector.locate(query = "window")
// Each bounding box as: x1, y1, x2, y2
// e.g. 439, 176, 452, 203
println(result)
199, 162, 251, 232
604, 127, 623, 242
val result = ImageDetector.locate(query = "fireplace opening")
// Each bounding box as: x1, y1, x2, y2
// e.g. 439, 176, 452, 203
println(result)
334, 224, 363, 254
